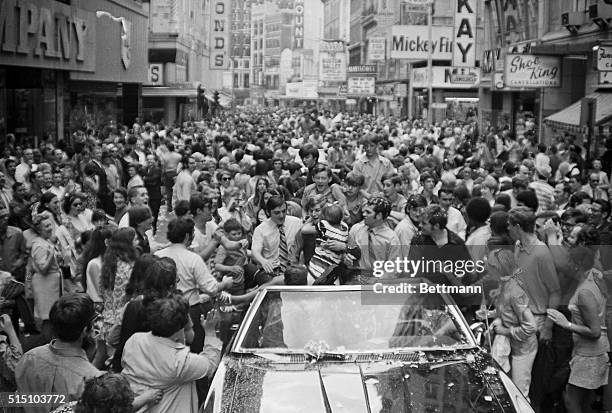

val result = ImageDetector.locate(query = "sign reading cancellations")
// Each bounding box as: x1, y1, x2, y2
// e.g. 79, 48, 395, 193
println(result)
390, 25, 453, 60
210, 0, 231, 70
597, 45, 612, 71
504, 54, 561, 87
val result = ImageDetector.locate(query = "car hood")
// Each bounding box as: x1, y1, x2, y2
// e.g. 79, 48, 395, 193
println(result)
213, 351, 513, 413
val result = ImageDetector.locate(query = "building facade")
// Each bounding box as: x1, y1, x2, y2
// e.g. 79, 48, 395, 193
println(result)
480, 0, 612, 146
0, 0, 148, 144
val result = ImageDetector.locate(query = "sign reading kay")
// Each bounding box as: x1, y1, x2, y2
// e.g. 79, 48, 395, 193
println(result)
390, 25, 453, 60
597, 45, 612, 71
453, 0, 477, 67
504, 54, 561, 87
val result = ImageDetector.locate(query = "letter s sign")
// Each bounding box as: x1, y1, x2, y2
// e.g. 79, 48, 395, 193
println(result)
148, 64, 163, 85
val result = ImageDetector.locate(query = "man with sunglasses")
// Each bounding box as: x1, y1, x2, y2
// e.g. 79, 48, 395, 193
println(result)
582, 172, 608, 201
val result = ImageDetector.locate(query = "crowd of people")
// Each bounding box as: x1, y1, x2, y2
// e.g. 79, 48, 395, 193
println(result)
0, 107, 610, 412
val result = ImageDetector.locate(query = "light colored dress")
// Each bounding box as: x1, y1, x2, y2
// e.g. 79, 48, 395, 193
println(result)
29, 236, 62, 320
100, 259, 133, 340
568, 268, 610, 389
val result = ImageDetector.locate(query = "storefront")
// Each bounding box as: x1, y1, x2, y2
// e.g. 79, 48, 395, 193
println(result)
410, 66, 480, 123
0, 0, 147, 145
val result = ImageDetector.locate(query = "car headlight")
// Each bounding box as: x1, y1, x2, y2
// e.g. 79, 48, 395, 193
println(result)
498, 370, 535, 413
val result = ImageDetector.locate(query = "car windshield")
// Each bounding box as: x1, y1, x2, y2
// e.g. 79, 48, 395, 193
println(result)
237, 289, 472, 353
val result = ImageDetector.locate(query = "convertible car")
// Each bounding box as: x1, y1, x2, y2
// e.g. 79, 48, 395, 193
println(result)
202, 281, 534, 413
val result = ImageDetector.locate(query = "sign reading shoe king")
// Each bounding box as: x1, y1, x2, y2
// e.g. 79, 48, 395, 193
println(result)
0, 0, 96, 71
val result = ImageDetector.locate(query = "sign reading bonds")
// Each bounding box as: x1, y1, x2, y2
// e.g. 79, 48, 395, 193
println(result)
390, 25, 453, 60
597, 45, 612, 71
210, 0, 231, 70
453, 0, 476, 67
0, 0, 95, 71
504, 54, 561, 87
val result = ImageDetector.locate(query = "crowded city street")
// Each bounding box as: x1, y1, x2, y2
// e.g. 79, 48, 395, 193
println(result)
2, 0, 612, 412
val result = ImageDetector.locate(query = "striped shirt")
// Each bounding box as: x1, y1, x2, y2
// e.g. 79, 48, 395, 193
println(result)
529, 180, 555, 212
308, 220, 349, 283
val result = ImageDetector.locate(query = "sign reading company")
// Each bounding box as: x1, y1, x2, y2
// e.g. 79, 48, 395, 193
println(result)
412, 66, 480, 89
453, 0, 476, 67
210, 0, 231, 69
319, 40, 346, 82
504, 54, 561, 87
0, 0, 95, 71
596, 45, 612, 71
347, 77, 375, 95
390, 25, 453, 60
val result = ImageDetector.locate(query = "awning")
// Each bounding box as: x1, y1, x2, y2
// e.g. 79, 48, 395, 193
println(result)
142, 87, 197, 98
544, 92, 612, 133
531, 39, 598, 55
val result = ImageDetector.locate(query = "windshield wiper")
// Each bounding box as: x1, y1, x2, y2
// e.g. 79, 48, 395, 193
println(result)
303, 340, 346, 362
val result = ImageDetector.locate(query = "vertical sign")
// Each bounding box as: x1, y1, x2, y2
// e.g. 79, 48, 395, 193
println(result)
319, 40, 347, 82
453, 0, 476, 67
210, 0, 231, 69
294, 0, 304, 49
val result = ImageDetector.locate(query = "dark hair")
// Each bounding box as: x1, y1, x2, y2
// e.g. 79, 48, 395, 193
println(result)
490, 211, 510, 236
437, 185, 455, 197
128, 206, 152, 229
101, 227, 137, 291
140, 257, 177, 300
167, 218, 195, 243
286, 162, 302, 175
92, 209, 107, 224
298, 144, 319, 162
345, 172, 365, 188
189, 193, 213, 217
424, 204, 448, 228
174, 200, 191, 217
508, 206, 536, 233
311, 163, 331, 178
62, 192, 85, 215
453, 185, 471, 204
569, 245, 597, 272
223, 218, 243, 234
516, 190, 539, 212
265, 195, 286, 215
494, 193, 511, 211
37, 192, 61, 224
593, 199, 611, 217
147, 295, 189, 337
125, 254, 158, 299
366, 196, 392, 220
466, 197, 491, 224
321, 204, 344, 225
74, 373, 134, 413
568, 191, 593, 208
114, 187, 128, 200
284, 265, 308, 285
49, 293, 95, 342
381, 173, 402, 186
80, 227, 113, 292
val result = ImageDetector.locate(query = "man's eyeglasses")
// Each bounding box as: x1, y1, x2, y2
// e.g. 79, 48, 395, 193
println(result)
221, 177, 231, 181
72, 202, 82, 208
